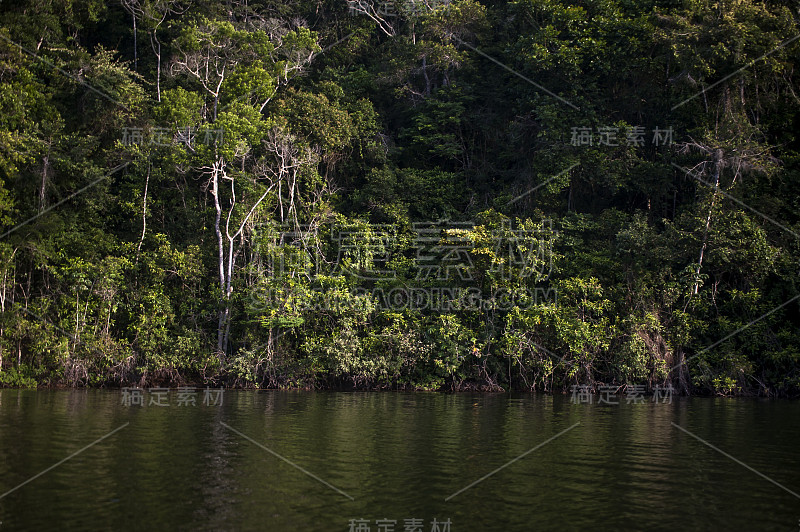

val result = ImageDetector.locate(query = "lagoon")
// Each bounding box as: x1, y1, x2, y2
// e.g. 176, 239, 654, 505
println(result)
0, 390, 798, 530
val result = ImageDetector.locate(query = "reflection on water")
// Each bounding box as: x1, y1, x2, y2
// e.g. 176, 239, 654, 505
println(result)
0, 390, 798, 530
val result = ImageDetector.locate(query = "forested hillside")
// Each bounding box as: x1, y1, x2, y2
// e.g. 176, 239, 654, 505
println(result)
0, 0, 798, 395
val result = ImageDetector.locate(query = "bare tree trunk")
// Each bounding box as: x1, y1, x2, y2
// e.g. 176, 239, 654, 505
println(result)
222, 232, 235, 357
39, 146, 50, 213
222, 253, 234, 354
132, 12, 138, 70
217, 175, 277, 356
204, 130, 307, 359
136, 160, 150, 260
422, 56, 431, 96
0, 253, 7, 373
212, 160, 227, 359
156, 38, 161, 102
152, 34, 162, 101
693, 149, 722, 294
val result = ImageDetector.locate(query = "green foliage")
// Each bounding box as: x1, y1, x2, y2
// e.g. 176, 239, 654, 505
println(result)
0, 365, 38, 388
0, 0, 797, 396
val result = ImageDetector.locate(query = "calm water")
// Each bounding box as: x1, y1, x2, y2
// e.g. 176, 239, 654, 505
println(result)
0, 390, 798, 531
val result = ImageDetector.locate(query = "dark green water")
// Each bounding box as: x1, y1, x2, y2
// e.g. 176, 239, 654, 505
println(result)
0, 390, 798, 531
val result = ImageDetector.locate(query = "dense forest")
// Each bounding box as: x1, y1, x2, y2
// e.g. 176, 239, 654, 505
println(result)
0, 0, 798, 396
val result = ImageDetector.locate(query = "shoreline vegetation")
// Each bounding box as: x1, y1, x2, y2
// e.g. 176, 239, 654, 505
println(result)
1, 0, 799, 398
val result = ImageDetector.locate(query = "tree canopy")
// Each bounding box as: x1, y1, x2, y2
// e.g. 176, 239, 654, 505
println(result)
0, 0, 798, 396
